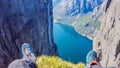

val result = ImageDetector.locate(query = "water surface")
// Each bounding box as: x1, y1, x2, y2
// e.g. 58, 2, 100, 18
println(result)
53, 23, 92, 63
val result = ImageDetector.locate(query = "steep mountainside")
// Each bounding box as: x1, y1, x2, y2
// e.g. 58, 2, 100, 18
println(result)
53, 0, 103, 15
93, 0, 120, 67
0, 0, 57, 68
53, 0, 103, 39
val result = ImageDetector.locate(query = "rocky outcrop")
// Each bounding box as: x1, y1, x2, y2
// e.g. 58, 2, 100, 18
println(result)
93, 0, 120, 67
0, 0, 57, 68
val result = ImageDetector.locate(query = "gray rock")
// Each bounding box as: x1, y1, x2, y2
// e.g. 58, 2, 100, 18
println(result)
0, 0, 57, 68
93, 0, 120, 67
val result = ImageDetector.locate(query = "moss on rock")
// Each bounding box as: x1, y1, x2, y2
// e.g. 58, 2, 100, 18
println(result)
36, 55, 85, 68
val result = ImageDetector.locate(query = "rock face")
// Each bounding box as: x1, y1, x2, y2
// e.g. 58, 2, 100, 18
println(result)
93, 0, 120, 67
0, 0, 57, 68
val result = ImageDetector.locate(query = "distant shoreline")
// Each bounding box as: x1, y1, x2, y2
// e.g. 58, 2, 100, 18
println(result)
80, 33, 93, 40
73, 28, 93, 40
54, 22, 93, 40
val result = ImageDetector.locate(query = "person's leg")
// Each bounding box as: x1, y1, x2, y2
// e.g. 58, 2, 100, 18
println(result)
21, 43, 37, 68
86, 50, 101, 68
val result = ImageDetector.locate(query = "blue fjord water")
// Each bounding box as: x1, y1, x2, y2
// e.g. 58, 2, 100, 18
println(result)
53, 23, 93, 64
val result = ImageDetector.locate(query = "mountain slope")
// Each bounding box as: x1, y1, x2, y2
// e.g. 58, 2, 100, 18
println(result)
53, 0, 103, 39
93, 0, 120, 67
53, 0, 103, 15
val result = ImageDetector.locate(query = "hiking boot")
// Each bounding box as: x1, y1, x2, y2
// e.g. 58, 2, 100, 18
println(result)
86, 50, 99, 68
22, 43, 36, 63
22, 43, 33, 56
